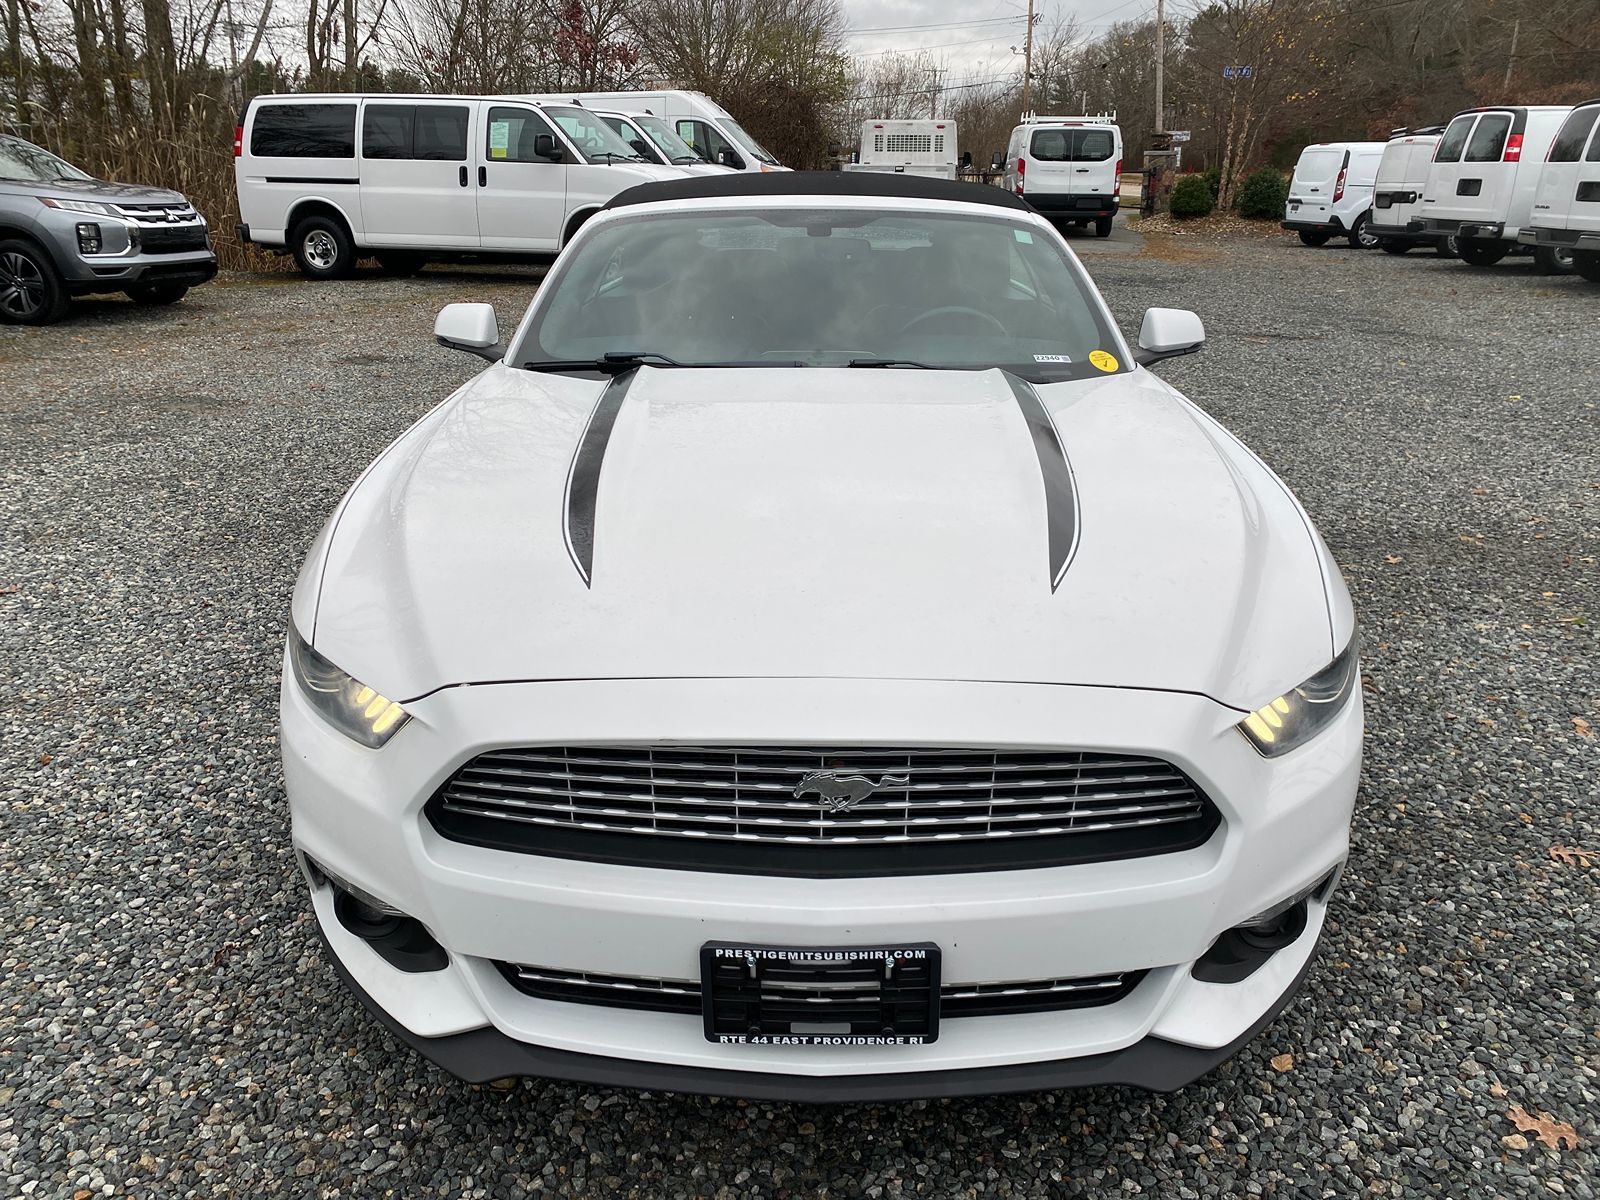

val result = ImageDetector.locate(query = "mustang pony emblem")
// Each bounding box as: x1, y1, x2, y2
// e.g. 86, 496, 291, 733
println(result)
793, 770, 911, 812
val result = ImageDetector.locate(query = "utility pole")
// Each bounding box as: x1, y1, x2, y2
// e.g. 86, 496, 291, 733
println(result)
1502, 18, 1519, 92
1154, 0, 1164, 133
1022, 0, 1034, 113
930, 67, 940, 118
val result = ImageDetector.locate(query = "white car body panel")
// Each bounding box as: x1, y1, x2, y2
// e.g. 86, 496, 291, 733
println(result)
1421, 106, 1571, 240
1368, 134, 1441, 239
1524, 102, 1600, 243
1284, 142, 1384, 234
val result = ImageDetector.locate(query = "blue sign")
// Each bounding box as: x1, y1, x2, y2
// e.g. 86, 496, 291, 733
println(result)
1240, 65, 1253, 78
1224, 64, 1254, 79
1223, 66, 1234, 78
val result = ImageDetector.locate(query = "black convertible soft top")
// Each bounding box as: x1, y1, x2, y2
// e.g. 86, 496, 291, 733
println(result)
603, 170, 1031, 213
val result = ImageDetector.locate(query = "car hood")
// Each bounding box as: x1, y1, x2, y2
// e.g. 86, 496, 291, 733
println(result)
0, 176, 189, 204
306, 366, 1338, 710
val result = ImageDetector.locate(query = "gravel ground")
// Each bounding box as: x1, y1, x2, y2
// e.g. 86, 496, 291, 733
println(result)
1, 233, 1596, 1199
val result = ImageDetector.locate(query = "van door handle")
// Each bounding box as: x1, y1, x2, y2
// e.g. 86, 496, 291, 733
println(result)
1075, 168, 1089, 172
479, 166, 487, 187
459, 166, 468, 187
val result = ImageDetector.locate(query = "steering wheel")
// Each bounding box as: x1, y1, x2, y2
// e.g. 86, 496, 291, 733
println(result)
897, 306, 1008, 337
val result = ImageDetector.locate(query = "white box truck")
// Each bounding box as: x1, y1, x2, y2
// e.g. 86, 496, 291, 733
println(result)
842, 120, 959, 180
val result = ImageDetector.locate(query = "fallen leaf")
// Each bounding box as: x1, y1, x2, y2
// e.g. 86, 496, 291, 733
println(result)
1384, 554, 1403, 564
1549, 845, 1595, 868
0, 583, 18, 594
38, 754, 52, 766
1489, 1081, 1509, 1098
1508, 1106, 1580, 1151
1270, 1053, 1294, 1073
1501, 1133, 1529, 1151
1573, 717, 1594, 739
1471, 487, 1488, 496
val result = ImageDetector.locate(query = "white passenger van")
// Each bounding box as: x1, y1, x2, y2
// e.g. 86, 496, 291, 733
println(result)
1517, 98, 1600, 283
1368, 127, 1458, 256
842, 119, 960, 180
234, 94, 682, 278
523, 91, 785, 173
1001, 113, 1122, 236
1414, 104, 1573, 271
1281, 141, 1385, 247
592, 110, 726, 175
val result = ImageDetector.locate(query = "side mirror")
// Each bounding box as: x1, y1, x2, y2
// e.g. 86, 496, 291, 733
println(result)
1134, 307, 1205, 367
990, 150, 1005, 170
434, 302, 503, 362
827, 142, 841, 157
960, 151, 973, 168
533, 133, 562, 161
717, 147, 745, 170
629, 138, 652, 158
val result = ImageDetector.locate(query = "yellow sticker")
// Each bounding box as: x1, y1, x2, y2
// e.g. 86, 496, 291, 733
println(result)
1089, 349, 1119, 373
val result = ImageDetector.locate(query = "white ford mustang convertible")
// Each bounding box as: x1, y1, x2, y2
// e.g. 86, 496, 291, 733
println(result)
281, 172, 1362, 1100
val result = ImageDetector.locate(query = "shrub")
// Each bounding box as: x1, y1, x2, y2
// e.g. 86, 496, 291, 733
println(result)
1169, 174, 1216, 218
1236, 168, 1290, 219
1202, 166, 1222, 200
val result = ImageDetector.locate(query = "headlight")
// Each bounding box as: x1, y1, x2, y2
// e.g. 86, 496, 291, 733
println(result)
288, 629, 410, 748
41, 197, 116, 216
1237, 633, 1360, 757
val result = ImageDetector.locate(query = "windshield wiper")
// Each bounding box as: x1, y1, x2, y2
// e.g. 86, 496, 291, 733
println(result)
846, 357, 939, 369
522, 351, 682, 374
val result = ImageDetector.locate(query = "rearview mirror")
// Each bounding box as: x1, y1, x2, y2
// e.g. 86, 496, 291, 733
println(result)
827, 142, 841, 157
1135, 307, 1205, 367
533, 133, 562, 161
434, 303, 503, 362
629, 138, 651, 157
717, 147, 745, 170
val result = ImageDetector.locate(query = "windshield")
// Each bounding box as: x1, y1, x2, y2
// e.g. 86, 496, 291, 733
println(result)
715, 118, 780, 166
515, 208, 1125, 382
632, 113, 703, 165
0, 136, 92, 183
544, 106, 645, 163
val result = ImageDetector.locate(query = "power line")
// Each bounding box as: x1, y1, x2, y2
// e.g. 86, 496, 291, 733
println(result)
848, 33, 1024, 58
845, 15, 1023, 36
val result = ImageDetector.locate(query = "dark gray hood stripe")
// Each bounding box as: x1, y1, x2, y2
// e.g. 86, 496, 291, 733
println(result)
562, 371, 637, 587
1004, 372, 1081, 591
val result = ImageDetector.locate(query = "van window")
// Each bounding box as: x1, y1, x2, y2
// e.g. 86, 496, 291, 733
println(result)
363, 106, 413, 159
547, 107, 640, 162
1463, 113, 1510, 162
486, 106, 557, 163
1549, 108, 1599, 162
413, 106, 469, 160
678, 119, 733, 164
1590, 126, 1600, 162
251, 103, 356, 158
1435, 115, 1474, 163
1030, 128, 1114, 162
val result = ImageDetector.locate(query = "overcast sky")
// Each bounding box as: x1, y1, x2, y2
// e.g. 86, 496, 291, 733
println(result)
842, 0, 1153, 86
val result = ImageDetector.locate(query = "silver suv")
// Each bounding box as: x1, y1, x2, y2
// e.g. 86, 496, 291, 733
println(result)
0, 134, 217, 325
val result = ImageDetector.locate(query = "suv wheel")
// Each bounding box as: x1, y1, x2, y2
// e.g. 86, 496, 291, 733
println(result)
1532, 244, 1575, 275
0, 239, 70, 325
1297, 230, 1331, 247
1435, 234, 1460, 258
1573, 250, 1600, 283
291, 216, 356, 280
1348, 214, 1380, 249
1380, 240, 1411, 255
126, 282, 190, 306
1456, 238, 1509, 267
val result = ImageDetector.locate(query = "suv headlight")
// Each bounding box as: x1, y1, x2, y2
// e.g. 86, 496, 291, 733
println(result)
41, 197, 116, 216
1238, 633, 1360, 757
288, 629, 410, 748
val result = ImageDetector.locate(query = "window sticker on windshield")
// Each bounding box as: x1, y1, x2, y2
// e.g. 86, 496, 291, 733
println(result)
1014, 229, 1034, 243
1033, 353, 1072, 363
1089, 349, 1119, 372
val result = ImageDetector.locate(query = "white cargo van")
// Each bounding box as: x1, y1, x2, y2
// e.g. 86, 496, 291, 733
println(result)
593, 110, 726, 175
1368, 128, 1458, 256
1001, 113, 1121, 236
524, 90, 784, 172
1281, 141, 1385, 247
843, 119, 959, 180
1414, 104, 1573, 271
234, 94, 682, 279
1516, 98, 1600, 283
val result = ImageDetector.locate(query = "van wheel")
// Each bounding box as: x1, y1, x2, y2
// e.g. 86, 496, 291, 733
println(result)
375, 253, 426, 277
1435, 235, 1460, 258
1348, 214, 1380, 249
1532, 244, 1575, 275
1380, 240, 1411, 255
125, 283, 189, 305
1573, 250, 1600, 282
1456, 239, 1509, 267
0, 238, 70, 325
1297, 230, 1331, 247
291, 215, 356, 280
1093, 216, 1114, 238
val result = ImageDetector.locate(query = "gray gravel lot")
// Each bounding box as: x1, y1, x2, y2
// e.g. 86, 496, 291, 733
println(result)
1, 231, 1596, 1198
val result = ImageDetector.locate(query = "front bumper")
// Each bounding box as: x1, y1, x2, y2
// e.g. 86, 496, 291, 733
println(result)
41, 209, 218, 293
282, 673, 1362, 1097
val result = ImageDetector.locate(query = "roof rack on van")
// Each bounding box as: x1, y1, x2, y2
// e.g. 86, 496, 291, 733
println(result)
1388, 124, 1446, 138
1021, 110, 1117, 125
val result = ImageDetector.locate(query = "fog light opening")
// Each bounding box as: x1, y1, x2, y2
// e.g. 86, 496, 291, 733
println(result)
76, 222, 102, 254
331, 888, 449, 974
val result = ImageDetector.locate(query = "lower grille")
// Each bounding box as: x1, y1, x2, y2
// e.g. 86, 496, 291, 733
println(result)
496, 962, 1145, 1018
139, 225, 209, 254
427, 745, 1221, 876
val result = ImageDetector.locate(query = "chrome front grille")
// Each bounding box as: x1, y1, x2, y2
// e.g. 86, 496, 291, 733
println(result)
496, 961, 1146, 1018
428, 746, 1220, 875
112, 201, 202, 225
